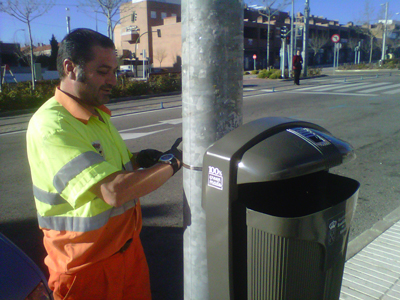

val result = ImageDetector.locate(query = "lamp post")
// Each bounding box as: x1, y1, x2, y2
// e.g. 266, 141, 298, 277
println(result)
302, 0, 310, 77
66, 8, 71, 34
13, 29, 26, 43
289, 0, 295, 78
380, 2, 388, 62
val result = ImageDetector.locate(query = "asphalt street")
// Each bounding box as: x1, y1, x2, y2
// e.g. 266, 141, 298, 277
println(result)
0, 69, 399, 299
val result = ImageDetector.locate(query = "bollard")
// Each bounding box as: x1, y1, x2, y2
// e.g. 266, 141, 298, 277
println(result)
160, 102, 164, 109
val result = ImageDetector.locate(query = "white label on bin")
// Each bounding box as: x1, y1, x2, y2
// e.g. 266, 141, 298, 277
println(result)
208, 166, 223, 190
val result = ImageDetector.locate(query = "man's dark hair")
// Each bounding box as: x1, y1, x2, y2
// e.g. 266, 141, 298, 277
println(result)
57, 28, 115, 79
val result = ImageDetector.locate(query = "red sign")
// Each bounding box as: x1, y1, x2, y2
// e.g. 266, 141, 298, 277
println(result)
331, 34, 340, 43
253, 54, 257, 59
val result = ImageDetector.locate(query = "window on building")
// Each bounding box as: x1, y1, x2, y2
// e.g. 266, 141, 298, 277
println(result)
161, 12, 167, 19
151, 11, 157, 19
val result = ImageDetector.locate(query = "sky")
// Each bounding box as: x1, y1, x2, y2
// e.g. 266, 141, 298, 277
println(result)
0, 0, 399, 45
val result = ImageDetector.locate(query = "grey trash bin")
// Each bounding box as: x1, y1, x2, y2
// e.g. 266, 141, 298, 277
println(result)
202, 117, 360, 300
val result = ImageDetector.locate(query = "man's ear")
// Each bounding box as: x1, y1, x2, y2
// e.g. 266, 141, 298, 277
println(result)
63, 59, 76, 80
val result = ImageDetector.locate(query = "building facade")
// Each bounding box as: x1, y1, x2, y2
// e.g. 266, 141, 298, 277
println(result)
114, 0, 181, 71
112, 1, 398, 71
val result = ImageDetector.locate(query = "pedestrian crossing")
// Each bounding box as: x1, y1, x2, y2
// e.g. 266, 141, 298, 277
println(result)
290, 81, 400, 96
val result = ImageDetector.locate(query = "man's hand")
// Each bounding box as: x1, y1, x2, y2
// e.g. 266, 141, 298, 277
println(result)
160, 137, 183, 175
136, 149, 163, 168
165, 137, 182, 162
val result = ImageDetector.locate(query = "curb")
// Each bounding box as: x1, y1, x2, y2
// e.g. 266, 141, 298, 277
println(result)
346, 205, 400, 261
335, 69, 400, 73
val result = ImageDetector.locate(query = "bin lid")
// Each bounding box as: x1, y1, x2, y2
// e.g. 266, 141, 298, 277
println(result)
237, 126, 355, 184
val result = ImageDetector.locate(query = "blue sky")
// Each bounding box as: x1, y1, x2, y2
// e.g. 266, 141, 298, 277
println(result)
1, 0, 399, 45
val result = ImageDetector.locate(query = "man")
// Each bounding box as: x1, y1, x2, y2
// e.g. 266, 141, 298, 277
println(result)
26, 28, 182, 299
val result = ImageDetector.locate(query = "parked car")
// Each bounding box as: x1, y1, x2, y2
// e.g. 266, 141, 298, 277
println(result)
0, 232, 52, 300
117, 69, 135, 78
149, 68, 169, 75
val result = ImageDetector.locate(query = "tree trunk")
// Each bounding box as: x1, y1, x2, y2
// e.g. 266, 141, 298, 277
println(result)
27, 20, 36, 91
267, 17, 271, 68
369, 36, 373, 63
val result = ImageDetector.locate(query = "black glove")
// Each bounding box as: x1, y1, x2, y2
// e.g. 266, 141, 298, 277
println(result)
161, 137, 183, 174
165, 137, 182, 162
136, 149, 163, 168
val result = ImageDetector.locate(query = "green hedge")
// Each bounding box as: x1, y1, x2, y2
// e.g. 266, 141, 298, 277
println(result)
0, 73, 182, 112
339, 59, 400, 70
0, 81, 58, 111
257, 69, 281, 79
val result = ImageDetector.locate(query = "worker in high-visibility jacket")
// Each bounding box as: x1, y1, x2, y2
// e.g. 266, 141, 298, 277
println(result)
26, 28, 182, 300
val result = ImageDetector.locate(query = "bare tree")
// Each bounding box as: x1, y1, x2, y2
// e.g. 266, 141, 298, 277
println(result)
154, 48, 168, 68
14, 45, 32, 66
355, 0, 380, 63
80, 0, 131, 41
253, 0, 290, 68
308, 31, 329, 57
0, 0, 55, 90
347, 38, 359, 51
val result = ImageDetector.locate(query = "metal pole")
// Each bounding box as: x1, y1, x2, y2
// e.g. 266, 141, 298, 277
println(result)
302, 0, 309, 77
333, 43, 337, 70
281, 37, 286, 78
142, 49, 146, 79
289, 0, 294, 77
354, 48, 357, 65
181, 0, 243, 299
0, 49, 2, 93
381, 2, 388, 61
66, 8, 71, 34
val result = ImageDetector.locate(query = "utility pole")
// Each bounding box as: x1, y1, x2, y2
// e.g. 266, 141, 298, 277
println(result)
289, 0, 295, 77
181, 0, 243, 299
66, 8, 71, 34
302, 0, 310, 77
381, 2, 389, 62
0, 45, 2, 93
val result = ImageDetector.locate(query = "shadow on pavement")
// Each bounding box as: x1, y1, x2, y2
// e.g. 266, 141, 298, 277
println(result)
141, 226, 184, 300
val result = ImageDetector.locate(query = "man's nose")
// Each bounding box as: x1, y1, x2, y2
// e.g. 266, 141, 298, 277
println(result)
107, 72, 117, 87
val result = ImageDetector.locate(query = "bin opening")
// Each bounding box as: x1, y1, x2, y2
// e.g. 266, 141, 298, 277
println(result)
238, 171, 359, 218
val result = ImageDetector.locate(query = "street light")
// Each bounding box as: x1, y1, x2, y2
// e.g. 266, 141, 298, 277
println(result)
13, 29, 25, 43
66, 8, 71, 34
380, 2, 388, 62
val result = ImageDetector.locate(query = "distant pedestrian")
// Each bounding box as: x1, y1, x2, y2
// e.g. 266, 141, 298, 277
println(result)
293, 50, 303, 85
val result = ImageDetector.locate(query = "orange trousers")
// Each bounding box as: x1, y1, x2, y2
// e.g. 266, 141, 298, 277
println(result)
48, 237, 151, 300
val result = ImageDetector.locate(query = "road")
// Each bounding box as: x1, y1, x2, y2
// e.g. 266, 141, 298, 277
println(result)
1, 69, 399, 299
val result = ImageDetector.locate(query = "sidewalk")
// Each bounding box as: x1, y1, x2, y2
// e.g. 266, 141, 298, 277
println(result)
340, 206, 400, 300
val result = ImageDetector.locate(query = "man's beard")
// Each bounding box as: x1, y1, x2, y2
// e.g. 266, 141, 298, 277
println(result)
76, 66, 87, 83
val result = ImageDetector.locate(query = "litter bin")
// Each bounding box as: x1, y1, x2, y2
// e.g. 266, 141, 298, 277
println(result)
203, 117, 360, 300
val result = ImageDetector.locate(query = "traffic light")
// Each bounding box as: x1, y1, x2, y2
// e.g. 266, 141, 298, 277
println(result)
157, 29, 161, 37
132, 12, 137, 22
280, 26, 287, 39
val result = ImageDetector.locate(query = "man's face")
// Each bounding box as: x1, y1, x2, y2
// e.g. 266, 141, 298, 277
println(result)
74, 46, 118, 106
